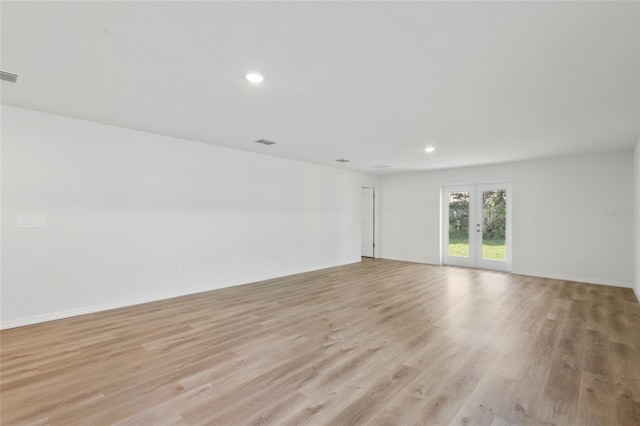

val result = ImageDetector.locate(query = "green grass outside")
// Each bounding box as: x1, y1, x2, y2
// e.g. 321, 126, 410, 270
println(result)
448, 238, 506, 261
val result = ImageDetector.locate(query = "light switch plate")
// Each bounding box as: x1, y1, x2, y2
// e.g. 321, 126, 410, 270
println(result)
17, 214, 47, 228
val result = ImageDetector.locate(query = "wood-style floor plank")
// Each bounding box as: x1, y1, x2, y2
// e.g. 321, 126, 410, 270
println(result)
1, 259, 639, 425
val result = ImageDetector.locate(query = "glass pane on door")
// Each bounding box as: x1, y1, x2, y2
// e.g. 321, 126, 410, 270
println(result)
481, 190, 507, 261
448, 192, 470, 257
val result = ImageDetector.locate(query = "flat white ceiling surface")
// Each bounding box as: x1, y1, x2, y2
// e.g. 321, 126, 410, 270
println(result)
2, 1, 638, 174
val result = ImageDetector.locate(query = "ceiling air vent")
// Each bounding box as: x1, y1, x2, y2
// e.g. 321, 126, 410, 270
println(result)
255, 139, 276, 146
336, 159, 351, 163
0, 71, 20, 83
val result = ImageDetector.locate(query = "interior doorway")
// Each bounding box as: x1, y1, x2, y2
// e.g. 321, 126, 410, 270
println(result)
361, 187, 375, 258
442, 183, 512, 271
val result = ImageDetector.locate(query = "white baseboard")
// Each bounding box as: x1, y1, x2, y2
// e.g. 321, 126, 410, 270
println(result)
379, 255, 441, 266
511, 269, 632, 289
4, 261, 631, 330
378, 257, 632, 290
0, 259, 360, 330
633, 286, 640, 303
378, 256, 632, 289
1, 293, 202, 331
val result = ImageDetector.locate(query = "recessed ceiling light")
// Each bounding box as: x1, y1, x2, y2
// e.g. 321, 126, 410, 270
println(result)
425, 146, 436, 153
245, 72, 264, 84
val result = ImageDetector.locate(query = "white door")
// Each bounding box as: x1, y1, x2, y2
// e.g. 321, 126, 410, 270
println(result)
442, 183, 512, 271
361, 187, 375, 257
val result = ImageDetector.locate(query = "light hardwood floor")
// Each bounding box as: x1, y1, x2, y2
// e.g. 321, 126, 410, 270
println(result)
1, 259, 639, 425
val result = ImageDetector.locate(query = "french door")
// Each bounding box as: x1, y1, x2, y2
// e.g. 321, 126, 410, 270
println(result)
442, 183, 512, 271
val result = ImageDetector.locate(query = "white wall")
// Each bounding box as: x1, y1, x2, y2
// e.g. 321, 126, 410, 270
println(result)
380, 151, 635, 287
1, 106, 379, 328
634, 141, 640, 301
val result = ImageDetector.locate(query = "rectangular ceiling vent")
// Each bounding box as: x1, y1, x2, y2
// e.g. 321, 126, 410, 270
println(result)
336, 159, 351, 163
255, 139, 276, 146
0, 71, 20, 83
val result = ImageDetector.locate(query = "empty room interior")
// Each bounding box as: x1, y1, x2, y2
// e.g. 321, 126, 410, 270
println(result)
1, 2, 639, 425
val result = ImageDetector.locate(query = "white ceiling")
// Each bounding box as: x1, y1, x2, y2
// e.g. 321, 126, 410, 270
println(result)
1, 1, 638, 174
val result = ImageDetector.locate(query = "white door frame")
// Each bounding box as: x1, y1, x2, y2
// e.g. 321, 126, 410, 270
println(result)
442, 183, 512, 271
361, 187, 376, 258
